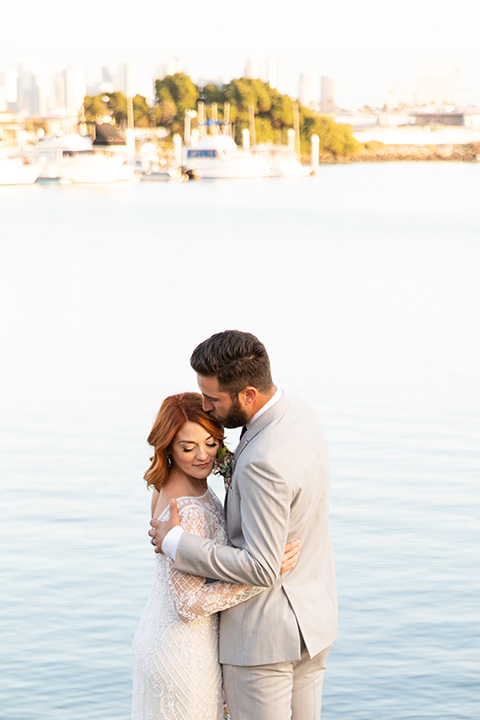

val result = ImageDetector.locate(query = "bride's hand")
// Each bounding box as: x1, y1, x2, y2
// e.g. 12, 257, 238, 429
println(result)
280, 539, 301, 574
149, 498, 180, 553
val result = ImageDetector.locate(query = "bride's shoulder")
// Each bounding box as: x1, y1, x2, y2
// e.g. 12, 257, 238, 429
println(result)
179, 488, 222, 519
176, 489, 210, 514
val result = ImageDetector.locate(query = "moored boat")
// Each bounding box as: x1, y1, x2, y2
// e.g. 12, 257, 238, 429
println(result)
26, 134, 134, 183
182, 135, 268, 179
0, 151, 41, 185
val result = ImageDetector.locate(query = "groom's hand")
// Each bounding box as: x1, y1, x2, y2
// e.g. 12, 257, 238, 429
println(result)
280, 539, 301, 574
149, 498, 180, 554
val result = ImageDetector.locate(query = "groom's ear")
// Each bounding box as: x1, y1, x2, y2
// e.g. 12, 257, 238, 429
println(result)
243, 386, 258, 406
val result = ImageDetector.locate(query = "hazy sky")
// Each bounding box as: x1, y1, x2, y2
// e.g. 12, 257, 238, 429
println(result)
3, 0, 480, 108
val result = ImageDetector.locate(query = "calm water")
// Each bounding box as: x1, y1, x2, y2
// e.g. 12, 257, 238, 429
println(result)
1, 164, 479, 719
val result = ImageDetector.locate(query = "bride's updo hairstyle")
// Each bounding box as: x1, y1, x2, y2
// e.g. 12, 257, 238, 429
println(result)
144, 392, 225, 492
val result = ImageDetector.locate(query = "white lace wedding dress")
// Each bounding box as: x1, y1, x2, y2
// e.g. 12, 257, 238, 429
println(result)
131, 487, 260, 720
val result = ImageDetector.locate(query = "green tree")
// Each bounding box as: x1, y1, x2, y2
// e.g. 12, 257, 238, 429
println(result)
155, 85, 177, 128
269, 91, 294, 130
133, 94, 152, 128
149, 72, 361, 157
225, 78, 256, 113
83, 95, 108, 123
251, 79, 271, 113
254, 116, 276, 144
201, 83, 226, 106
155, 73, 198, 131
299, 110, 360, 157
105, 92, 127, 125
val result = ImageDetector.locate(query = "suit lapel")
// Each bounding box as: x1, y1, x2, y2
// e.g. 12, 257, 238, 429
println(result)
225, 394, 289, 517
232, 393, 289, 466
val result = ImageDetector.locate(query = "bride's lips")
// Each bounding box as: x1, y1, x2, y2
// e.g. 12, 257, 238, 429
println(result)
194, 462, 211, 469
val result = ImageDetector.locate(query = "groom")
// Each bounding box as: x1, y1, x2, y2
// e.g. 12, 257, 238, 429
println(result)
150, 330, 337, 720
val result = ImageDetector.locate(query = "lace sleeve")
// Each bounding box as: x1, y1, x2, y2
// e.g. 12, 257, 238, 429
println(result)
167, 501, 262, 622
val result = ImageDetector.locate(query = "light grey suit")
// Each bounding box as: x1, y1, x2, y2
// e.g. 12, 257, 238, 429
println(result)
174, 393, 337, 718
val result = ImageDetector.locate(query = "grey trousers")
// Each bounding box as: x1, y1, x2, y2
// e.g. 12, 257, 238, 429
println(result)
222, 644, 332, 720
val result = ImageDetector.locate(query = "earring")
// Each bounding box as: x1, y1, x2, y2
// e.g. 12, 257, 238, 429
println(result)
166, 452, 172, 468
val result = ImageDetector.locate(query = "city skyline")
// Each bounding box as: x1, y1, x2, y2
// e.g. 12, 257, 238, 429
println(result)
2, 0, 480, 109
1, 58, 472, 119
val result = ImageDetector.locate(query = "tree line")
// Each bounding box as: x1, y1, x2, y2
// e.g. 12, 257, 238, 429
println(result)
83, 74, 360, 157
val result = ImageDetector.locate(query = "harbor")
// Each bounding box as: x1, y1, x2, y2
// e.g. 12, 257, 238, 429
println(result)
0, 102, 320, 185
4, 88, 480, 187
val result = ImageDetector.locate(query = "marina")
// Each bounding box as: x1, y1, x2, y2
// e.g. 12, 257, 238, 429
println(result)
1, 114, 317, 184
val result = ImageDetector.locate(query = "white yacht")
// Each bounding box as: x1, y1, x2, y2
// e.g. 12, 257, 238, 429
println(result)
0, 151, 41, 185
27, 134, 134, 183
182, 135, 268, 179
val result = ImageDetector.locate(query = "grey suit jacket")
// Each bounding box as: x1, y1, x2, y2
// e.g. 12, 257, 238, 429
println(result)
174, 393, 338, 666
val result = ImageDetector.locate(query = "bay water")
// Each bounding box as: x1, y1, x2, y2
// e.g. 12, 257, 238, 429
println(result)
1, 162, 479, 719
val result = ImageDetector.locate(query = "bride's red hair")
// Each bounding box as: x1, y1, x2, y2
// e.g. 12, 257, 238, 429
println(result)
144, 392, 225, 492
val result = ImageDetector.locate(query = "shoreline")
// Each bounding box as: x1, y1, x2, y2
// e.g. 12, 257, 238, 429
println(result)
316, 143, 480, 164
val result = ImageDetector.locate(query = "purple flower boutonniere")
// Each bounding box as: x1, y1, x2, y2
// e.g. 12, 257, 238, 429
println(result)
213, 446, 235, 491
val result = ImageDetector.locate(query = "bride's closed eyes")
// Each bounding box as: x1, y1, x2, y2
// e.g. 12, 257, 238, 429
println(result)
181, 441, 218, 453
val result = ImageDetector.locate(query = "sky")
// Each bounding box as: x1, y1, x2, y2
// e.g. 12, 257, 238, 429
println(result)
3, 0, 480, 109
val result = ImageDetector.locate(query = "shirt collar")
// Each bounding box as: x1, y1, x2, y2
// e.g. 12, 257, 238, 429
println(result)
246, 387, 283, 428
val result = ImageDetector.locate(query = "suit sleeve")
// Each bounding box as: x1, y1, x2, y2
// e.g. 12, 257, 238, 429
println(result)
167, 502, 262, 621
175, 460, 292, 587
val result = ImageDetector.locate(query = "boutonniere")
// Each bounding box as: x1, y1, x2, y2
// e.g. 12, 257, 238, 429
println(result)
213, 446, 235, 491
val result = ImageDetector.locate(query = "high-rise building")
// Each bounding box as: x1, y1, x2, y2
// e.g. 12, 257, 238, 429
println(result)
102, 66, 114, 85
115, 63, 136, 97
0, 70, 18, 110
266, 58, 278, 89
321, 76, 335, 112
299, 72, 318, 108
245, 56, 264, 80
12, 63, 86, 118
16, 64, 47, 116
63, 65, 86, 114
156, 57, 184, 80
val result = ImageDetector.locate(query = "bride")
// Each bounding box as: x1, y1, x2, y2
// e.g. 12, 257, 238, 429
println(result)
131, 392, 299, 720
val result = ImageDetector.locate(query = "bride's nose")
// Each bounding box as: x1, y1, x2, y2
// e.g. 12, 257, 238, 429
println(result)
195, 445, 208, 461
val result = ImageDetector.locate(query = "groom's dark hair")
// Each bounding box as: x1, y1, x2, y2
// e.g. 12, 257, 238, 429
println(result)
190, 330, 273, 398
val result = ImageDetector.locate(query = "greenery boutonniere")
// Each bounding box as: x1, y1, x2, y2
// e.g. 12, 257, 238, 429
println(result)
213, 446, 234, 491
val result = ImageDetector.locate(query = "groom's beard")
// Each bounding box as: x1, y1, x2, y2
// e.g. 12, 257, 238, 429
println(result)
215, 395, 249, 429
